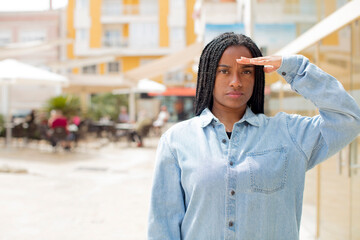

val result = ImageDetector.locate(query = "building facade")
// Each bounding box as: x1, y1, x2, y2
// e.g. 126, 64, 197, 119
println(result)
0, 10, 66, 67
65, 0, 198, 119
0, 10, 66, 113
65, 0, 197, 92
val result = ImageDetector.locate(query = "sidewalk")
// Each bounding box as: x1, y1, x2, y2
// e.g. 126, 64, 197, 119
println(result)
0, 137, 315, 240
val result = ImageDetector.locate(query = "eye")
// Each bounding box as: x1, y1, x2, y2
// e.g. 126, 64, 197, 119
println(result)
242, 70, 252, 75
218, 69, 229, 74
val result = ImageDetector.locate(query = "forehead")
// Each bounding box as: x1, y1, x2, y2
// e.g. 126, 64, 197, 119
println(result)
219, 45, 252, 63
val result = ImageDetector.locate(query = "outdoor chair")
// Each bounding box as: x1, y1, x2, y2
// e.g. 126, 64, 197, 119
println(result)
49, 127, 68, 148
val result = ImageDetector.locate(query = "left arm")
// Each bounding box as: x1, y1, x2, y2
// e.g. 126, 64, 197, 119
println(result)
238, 55, 360, 169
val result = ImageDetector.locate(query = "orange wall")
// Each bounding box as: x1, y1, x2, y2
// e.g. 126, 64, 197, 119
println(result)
66, 0, 75, 59
186, 0, 197, 45
322, 0, 339, 46
90, 0, 102, 48
159, 0, 169, 47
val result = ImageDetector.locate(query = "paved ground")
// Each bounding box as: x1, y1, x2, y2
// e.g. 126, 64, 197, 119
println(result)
0, 137, 315, 240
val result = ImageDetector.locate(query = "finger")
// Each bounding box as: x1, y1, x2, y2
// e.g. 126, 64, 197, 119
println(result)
236, 57, 272, 66
236, 57, 251, 64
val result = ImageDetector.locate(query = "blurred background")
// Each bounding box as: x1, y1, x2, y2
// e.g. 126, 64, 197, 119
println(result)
0, 0, 359, 239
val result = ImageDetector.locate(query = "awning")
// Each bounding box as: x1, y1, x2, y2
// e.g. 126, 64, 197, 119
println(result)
275, 0, 360, 55
49, 55, 117, 71
67, 74, 134, 87
123, 42, 203, 81
0, 39, 73, 60
148, 87, 196, 97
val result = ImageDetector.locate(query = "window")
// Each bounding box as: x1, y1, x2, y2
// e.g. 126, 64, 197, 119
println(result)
129, 23, 158, 48
102, 0, 122, 16
170, 27, 185, 48
82, 65, 97, 74
139, 0, 158, 15
107, 61, 120, 73
0, 31, 12, 46
19, 30, 46, 43
76, 0, 89, 9
103, 29, 126, 47
164, 69, 185, 85
77, 29, 88, 41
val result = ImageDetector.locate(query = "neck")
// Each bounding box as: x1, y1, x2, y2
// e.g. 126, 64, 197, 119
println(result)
211, 106, 246, 132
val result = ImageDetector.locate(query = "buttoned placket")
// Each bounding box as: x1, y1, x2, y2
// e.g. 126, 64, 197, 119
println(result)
224, 125, 237, 240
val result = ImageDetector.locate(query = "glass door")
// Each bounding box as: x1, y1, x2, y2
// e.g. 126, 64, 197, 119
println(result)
350, 19, 360, 240
318, 24, 352, 240
350, 136, 360, 240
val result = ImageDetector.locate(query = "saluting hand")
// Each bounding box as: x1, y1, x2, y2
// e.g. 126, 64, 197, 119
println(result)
236, 56, 282, 73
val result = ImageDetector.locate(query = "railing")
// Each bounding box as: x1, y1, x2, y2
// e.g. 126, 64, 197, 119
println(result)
102, 3, 157, 16
102, 38, 129, 48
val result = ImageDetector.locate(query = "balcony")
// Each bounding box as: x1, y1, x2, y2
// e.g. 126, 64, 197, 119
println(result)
101, 2, 158, 24
102, 38, 129, 48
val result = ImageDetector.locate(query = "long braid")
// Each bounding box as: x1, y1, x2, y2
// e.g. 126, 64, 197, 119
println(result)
195, 32, 265, 116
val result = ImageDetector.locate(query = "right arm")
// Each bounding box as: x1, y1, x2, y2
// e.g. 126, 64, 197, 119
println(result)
148, 135, 185, 240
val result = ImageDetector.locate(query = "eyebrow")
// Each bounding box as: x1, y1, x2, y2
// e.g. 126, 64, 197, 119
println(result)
217, 64, 254, 68
217, 64, 231, 68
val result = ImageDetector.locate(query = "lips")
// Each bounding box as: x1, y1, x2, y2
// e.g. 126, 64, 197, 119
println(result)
226, 91, 244, 97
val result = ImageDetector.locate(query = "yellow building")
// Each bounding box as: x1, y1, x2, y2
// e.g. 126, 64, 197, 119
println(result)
64, 0, 198, 115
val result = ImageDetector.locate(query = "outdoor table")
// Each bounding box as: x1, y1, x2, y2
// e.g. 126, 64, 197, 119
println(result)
114, 123, 136, 142
91, 121, 115, 138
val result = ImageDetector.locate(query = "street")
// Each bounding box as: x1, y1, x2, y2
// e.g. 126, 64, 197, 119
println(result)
0, 138, 314, 240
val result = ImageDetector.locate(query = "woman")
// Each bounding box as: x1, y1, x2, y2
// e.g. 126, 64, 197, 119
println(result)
148, 32, 360, 240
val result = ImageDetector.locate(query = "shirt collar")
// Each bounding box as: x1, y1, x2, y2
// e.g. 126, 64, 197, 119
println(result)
199, 107, 260, 128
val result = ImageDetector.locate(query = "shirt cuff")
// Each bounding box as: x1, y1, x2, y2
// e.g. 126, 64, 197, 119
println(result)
276, 55, 302, 85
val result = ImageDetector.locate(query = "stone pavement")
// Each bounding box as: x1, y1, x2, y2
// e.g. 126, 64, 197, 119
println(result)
0, 137, 315, 240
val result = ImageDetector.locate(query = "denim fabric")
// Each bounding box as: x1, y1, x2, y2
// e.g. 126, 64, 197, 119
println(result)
148, 55, 360, 240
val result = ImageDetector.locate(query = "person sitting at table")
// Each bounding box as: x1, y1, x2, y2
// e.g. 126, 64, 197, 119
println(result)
48, 110, 72, 151
130, 110, 153, 147
118, 106, 130, 123
153, 105, 169, 136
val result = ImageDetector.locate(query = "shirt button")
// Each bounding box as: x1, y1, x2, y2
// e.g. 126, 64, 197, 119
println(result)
229, 161, 234, 166
281, 72, 286, 76
229, 221, 234, 227
230, 190, 235, 196
222, 139, 227, 144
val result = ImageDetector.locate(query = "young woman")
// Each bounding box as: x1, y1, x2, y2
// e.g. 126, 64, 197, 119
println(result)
147, 32, 360, 240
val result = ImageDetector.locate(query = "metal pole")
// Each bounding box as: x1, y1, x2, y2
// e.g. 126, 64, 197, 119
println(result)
129, 89, 136, 122
244, 0, 254, 38
3, 84, 12, 147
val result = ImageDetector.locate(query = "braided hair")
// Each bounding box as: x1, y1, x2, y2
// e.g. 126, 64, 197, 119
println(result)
195, 32, 264, 116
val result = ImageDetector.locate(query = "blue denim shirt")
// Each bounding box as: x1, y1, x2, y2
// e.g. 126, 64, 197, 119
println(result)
148, 55, 360, 240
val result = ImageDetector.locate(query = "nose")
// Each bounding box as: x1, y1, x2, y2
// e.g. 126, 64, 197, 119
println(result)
230, 73, 242, 88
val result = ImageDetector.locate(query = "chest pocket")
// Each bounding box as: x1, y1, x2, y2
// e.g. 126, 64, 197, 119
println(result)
246, 146, 288, 194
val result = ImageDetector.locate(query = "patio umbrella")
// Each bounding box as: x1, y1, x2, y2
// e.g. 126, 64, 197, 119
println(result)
112, 78, 166, 122
0, 59, 68, 146
112, 78, 166, 94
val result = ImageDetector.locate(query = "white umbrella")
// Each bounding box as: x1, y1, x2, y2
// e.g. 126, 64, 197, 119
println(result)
0, 59, 68, 146
113, 78, 166, 94
112, 78, 166, 122
0, 59, 68, 85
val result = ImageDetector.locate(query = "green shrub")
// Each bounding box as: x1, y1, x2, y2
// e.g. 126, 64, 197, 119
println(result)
44, 95, 81, 118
